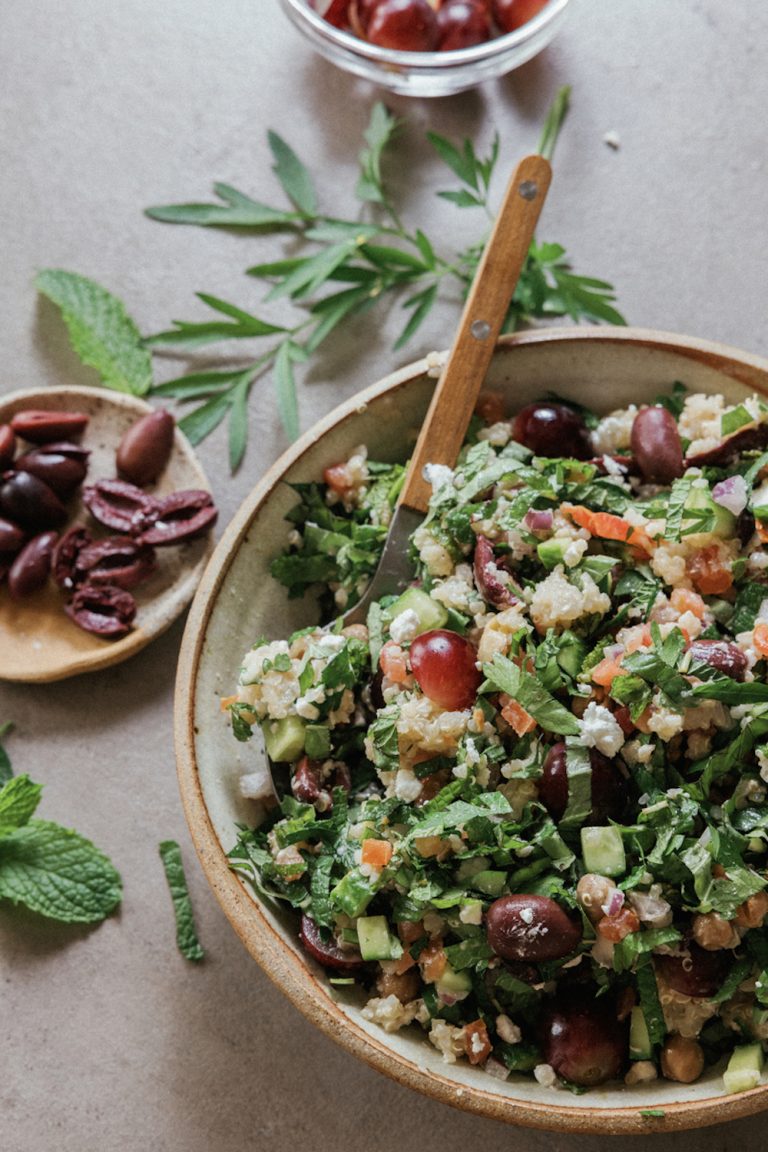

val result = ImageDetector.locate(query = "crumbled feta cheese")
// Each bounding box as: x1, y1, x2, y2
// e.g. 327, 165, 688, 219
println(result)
362, 994, 420, 1033
239, 765, 274, 801
389, 608, 421, 646
563, 538, 588, 568
459, 901, 483, 926
590, 405, 637, 454
428, 1019, 465, 1063
533, 1063, 559, 1088
423, 462, 455, 493
579, 701, 625, 756
394, 767, 423, 803
529, 567, 611, 633
496, 1014, 522, 1045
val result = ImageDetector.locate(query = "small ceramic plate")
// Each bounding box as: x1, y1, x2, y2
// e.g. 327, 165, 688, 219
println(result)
0, 385, 214, 683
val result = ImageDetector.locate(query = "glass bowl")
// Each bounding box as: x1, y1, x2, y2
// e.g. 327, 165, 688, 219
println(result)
278, 0, 572, 97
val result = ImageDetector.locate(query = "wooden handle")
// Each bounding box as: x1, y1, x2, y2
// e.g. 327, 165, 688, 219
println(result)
400, 153, 552, 514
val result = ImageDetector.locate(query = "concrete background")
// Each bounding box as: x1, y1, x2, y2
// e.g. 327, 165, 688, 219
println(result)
2, 1, 768, 1148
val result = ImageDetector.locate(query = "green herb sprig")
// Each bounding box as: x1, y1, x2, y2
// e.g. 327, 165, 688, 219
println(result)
37, 88, 625, 470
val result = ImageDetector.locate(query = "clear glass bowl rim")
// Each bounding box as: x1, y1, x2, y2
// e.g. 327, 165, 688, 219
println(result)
279, 0, 571, 71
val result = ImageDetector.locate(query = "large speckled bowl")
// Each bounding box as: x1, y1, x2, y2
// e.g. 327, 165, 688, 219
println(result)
175, 328, 768, 1134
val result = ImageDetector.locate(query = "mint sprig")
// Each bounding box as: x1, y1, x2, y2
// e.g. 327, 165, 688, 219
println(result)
38, 87, 625, 469
0, 735, 122, 924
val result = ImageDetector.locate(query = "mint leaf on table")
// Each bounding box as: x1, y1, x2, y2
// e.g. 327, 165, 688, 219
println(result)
0, 818, 122, 923
159, 839, 204, 962
0, 774, 43, 836
36, 269, 153, 395
0, 721, 13, 786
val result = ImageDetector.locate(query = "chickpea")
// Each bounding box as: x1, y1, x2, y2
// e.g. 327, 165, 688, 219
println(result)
576, 873, 617, 925
735, 891, 768, 930
692, 911, 740, 951
376, 967, 421, 1004
660, 1034, 705, 1084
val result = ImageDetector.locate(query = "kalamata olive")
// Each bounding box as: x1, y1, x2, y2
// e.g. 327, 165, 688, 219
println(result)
436, 0, 492, 49
630, 405, 684, 485
654, 942, 730, 998
366, 0, 439, 50
73, 536, 157, 590
539, 742, 629, 825
0, 425, 16, 468
409, 629, 481, 711
688, 638, 748, 682
65, 583, 136, 638
10, 409, 89, 444
473, 535, 520, 607
299, 913, 364, 972
15, 448, 88, 497
140, 489, 217, 546
82, 479, 159, 535
737, 509, 756, 547
0, 516, 25, 554
511, 403, 592, 460
485, 894, 582, 962
687, 423, 768, 469
52, 525, 92, 588
540, 994, 627, 1087
291, 757, 326, 803
0, 471, 67, 530
7, 531, 58, 598
116, 408, 175, 487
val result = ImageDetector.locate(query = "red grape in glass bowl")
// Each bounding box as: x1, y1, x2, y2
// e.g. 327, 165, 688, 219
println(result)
278, 0, 571, 97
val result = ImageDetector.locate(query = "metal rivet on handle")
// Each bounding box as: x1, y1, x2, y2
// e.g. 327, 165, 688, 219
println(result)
470, 320, 491, 340
518, 180, 539, 201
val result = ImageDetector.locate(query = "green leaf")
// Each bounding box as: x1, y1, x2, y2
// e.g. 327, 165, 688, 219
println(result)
356, 102, 399, 204
268, 130, 318, 217
274, 341, 300, 442
427, 132, 479, 190
145, 182, 300, 228
394, 284, 438, 350
178, 390, 233, 445
228, 376, 250, 472
266, 240, 361, 302
537, 85, 571, 162
158, 839, 204, 962
0, 775, 42, 837
437, 190, 485, 209
722, 404, 754, 437
36, 269, 153, 395
481, 653, 581, 736
0, 819, 122, 923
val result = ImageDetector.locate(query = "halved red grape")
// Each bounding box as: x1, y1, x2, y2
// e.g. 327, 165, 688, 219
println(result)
492, 0, 548, 33
654, 943, 730, 998
366, 0, 439, 50
410, 629, 481, 711
540, 994, 627, 1087
539, 742, 629, 824
511, 402, 592, 460
299, 914, 364, 971
436, 0, 492, 50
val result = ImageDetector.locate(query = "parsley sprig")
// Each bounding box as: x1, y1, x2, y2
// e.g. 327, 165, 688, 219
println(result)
37, 88, 625, 470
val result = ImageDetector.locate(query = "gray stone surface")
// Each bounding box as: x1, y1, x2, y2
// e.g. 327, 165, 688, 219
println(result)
2, 0, 768, 1148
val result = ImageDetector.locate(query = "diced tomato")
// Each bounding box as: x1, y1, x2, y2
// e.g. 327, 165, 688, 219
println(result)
687, 545, 733, 595
463, 1019, 493, 1066
591, 655, 624, 687
393, 951, 417, 975
670, 587, 707, 620
323, 461, 353, 493
754, 622, 768, 658
360, 838, 393, 869
623, 624, 653, 654
379, 640, 410, 683
500, 695, 537, 736
419, 940, 447, 983
475, 390, 506, 424
597, 906, 640, 942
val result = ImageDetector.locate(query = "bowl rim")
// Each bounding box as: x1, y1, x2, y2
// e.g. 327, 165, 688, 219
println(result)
279, 0, 571, 69
175, 326, 768, 1134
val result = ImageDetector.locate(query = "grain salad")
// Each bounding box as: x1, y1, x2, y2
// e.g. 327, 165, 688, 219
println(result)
225, 384, 768, 1094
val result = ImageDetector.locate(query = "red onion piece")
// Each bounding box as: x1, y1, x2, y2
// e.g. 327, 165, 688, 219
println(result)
523, 509, 554, 532
602, 888, 625, 917
712, 475, 748, 516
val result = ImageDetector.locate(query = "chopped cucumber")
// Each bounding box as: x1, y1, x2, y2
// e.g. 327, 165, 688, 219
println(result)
356, 915, 403, 962
629, 1005, 653, 1061
436, 964, 472, 1001
581, 825, 626, 877
330, 868, 377, 917
537, 538, 570, 570
304, 724, 331, 759
683, 484, 736, 539
455, 856, 491, 881
387, 587, 448, 636
263, 715, 306, 763
470, 870, 507, 897
723, 1043, 764, 1094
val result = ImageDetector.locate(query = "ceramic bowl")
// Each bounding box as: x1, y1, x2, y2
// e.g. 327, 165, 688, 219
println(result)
278, 0, 571, 97
175, 327, 768, 1133
0, 386, 214, 683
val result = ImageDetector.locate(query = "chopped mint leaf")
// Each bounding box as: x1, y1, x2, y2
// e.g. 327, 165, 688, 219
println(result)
159, 840, 205, 962
0, 775, 42, 837
482, 653, 581, 736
